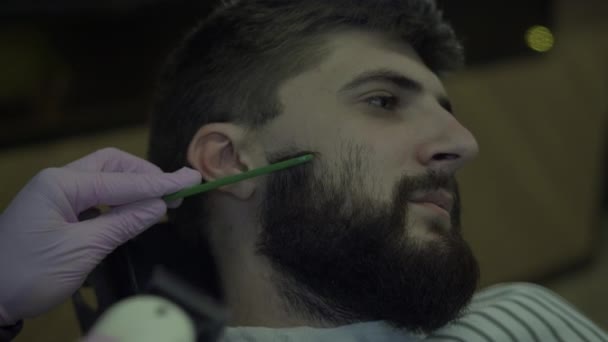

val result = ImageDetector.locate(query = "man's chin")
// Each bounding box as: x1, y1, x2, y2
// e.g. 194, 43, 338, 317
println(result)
263, 230, 479, 334
376, 240, 479, 333
403, 220, 463, 251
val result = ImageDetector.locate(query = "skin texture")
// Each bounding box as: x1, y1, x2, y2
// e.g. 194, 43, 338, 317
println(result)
186, 28, 480, 333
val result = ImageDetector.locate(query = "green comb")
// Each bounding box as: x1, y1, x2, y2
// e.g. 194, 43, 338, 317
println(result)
163, 153, 314, 202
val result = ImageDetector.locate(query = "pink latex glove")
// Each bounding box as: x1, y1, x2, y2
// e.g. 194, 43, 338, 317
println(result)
0, 148, 201, 325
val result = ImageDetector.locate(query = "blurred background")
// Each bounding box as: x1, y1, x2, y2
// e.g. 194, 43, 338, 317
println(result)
0, 0, 606, 341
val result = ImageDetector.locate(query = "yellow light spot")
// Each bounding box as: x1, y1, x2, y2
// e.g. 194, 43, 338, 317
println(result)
525, 25, 555, 53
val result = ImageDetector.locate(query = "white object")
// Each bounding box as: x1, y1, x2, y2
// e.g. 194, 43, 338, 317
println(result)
85, 295, 196, 342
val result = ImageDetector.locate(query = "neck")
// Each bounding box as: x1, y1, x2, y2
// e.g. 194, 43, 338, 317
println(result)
216, 250, 332, 328
208, 202, 350, 329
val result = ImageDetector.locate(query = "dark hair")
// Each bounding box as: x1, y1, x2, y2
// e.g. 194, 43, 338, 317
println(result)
147, 0, 463, 298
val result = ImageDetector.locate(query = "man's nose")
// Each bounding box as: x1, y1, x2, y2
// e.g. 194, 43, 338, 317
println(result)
416, 116, 479, 174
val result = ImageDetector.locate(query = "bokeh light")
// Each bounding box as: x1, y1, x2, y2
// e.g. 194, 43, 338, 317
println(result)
525, 25, 555, 52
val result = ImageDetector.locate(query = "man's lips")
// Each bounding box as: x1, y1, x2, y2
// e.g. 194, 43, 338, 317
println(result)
410, 202, 451, 219
409, 190, 453, 213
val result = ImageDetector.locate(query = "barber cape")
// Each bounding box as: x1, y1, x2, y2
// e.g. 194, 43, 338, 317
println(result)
221, 283, 608, 342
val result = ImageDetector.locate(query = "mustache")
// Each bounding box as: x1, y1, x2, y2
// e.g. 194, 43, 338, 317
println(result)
397, 169, 458, 199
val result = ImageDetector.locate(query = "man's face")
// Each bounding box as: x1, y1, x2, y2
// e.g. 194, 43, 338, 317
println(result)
253, 29, 480, 333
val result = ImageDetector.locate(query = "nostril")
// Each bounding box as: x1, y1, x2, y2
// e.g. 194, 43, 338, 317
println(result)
433, 153, 459, 161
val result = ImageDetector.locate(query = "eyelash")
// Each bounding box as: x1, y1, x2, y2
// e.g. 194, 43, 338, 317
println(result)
365, 95, 399, 111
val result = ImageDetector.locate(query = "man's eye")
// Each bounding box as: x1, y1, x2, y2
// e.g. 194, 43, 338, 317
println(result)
365, 95, 399, 110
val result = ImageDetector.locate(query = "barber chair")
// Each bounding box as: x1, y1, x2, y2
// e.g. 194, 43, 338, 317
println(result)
71, 222, 228, 341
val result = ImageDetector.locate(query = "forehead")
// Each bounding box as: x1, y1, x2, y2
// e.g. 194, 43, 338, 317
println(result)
301, 28, 447, 96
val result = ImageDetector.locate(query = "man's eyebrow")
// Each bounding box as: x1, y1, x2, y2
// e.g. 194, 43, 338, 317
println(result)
338, 68, 423, 94
338, 68, 454, 114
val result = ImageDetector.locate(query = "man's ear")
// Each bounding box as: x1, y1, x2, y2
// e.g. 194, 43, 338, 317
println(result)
187, 123, 260, 200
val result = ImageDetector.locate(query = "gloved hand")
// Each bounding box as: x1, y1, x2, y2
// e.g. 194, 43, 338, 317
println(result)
0, 148, 201, 326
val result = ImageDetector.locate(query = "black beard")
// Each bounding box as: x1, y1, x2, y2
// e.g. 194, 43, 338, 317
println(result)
255, 148, 479, 334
